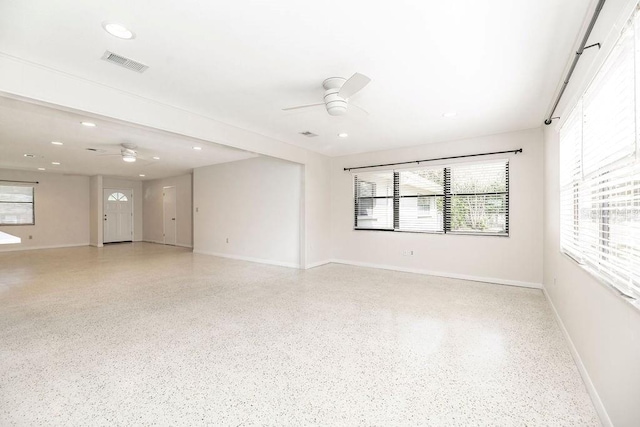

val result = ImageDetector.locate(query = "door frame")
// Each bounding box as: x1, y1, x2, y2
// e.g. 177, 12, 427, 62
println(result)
163, 186, 177, 245
103, 187, 134, 243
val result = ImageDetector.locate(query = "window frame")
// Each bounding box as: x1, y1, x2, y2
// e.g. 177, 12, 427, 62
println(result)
0, 185, 35, 226
353, 159, 510, 237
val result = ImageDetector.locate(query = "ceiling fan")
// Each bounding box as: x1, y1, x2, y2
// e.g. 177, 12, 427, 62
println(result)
91, 143, 145, 163
283, 72, 371, 116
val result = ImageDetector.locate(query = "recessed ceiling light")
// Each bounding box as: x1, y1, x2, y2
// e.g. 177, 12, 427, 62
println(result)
51, 162, 60, 165
122, 156, 136, 163
338, 133, 349, 138
193, 146, 202, 150
139, 174, 145, 177
442, 112, 457, 118
81, 121, 96, 127
24, 154, 36, 158
51, 141, 63, 145
152, 156, 160, 160
38, 168, 46, 171
102, 22, 135, 40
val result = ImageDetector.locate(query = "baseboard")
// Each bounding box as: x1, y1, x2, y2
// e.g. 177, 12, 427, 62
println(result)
329, 259, 543, 289
305, 259, 332, 269
0, 242, 89, 252
143, 240, 193, 249
543, 288, 612, 427
193, 250, 300, 269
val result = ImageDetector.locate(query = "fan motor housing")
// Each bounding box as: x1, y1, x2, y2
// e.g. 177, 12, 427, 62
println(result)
323, 77, 348, 116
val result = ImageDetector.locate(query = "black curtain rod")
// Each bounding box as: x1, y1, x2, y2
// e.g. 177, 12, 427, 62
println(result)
0, 179, 39, 184
544, 0, 605, 125
343, 148, 523, 172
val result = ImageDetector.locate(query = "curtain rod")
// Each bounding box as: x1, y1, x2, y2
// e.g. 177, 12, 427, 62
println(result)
0, 179, 39, 184
544, 0, 605, 125
343, 148, 523, 172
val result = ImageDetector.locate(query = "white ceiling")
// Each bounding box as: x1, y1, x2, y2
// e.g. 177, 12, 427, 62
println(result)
0, 96, 257, 180
0, 0, 591, 157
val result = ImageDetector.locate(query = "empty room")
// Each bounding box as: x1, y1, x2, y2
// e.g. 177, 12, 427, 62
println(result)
0, 0, 638, 425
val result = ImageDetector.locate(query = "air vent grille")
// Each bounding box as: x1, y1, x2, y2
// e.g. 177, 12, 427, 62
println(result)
101, 51, 149, 73
299, 131, 318, 137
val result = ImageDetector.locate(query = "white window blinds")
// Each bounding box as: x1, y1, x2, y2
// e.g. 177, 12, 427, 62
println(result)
398, 168, 444, 232
353, 159, 509, 235
559, 10, 640, 301
354, 170, 394, 230
0, 185, 35, 225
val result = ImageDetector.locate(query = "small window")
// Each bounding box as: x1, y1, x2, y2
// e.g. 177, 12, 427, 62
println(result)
107, 192, 128, 201
0, 185, 35, 225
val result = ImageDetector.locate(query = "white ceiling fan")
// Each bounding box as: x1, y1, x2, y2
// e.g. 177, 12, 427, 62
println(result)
283, 72, 371, 116
91, 142, 147, 163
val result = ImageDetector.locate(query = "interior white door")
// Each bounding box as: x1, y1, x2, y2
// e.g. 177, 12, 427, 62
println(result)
163, 186, 177, 246
103, 188, 133, 243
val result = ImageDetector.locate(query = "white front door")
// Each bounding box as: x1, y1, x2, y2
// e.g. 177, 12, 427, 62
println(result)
163, 186, 177, 245
104, 189, 133, 243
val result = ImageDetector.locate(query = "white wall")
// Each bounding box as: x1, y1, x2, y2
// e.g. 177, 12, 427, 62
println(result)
102, 177, 143, 242
544, 127, 640, 426
540, 1, 640, 425
143, 174, 193, 248
0, 169, 89, 251
89, 175, 102, 247
330, 128, 544, 287
193, 156, 302, 267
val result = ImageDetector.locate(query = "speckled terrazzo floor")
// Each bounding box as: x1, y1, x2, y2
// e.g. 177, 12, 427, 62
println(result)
0, 243, 599, 426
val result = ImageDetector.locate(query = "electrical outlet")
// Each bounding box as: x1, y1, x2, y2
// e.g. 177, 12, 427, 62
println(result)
226, 238, 229, 243
196, 207, 199, 213
28, 235, 33, 240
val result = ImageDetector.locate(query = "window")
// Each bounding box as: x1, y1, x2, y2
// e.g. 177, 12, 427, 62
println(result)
559, 9, 640, 301
0, 185, 35, 225
354, 159, 509, 235
107, 192, 128, 201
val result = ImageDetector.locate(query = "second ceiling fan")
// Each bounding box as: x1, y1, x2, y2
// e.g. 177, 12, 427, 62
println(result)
283, 72, 371, 116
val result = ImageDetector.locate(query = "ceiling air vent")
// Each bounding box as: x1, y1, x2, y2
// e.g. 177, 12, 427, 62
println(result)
101, 51, 149, 73
299, 131, 318, 137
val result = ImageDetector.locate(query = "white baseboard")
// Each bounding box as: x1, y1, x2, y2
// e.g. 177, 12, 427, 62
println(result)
305, 259, 332, 269
543, 288, 612, 427
329, 259, 543, 289
193, 250, 300, 269
143, 240, 193, 249
0, 242, 89, 252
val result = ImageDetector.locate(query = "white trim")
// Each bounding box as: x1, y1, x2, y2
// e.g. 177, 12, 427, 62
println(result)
304, 259, 332, 269
329, 259, 543, 289
143, 239, 192, 248
0, 242, 89, 252
542, 288, 612, 427
193, 250, 300, 269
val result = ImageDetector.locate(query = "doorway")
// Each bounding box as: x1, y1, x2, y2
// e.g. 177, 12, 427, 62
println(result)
163, 186, 177, 246
103, 188, 133, 243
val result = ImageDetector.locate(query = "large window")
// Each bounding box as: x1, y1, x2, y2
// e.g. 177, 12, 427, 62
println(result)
354, 159, 509, 236
0, 185, 35, 225
559, 9, 640, 300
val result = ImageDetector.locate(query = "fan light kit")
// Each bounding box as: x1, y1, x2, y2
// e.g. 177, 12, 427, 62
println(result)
283, 72, 371, 117
51, 141, 63, 145
102, 22, 135, 40
81, 121, 96, 127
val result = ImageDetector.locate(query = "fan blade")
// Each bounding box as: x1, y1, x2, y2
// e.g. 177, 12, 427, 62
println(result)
282, 103, 325, 111
351, 103, 369, 115
339, 73, 371, 99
